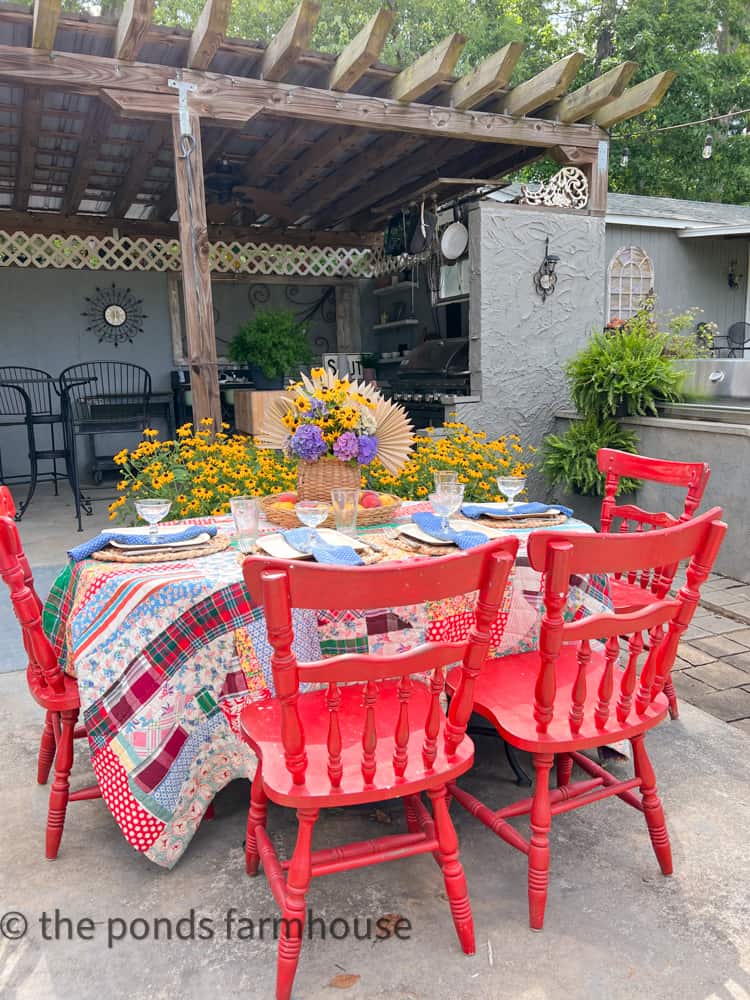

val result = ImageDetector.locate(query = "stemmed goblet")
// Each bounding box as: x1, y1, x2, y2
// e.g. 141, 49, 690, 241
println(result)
428, 483, 465, 532
135, 499, 171, 543
496, 476, 526, 510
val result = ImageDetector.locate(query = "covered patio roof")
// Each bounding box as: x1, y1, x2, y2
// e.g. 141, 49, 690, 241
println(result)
0, 0, 676, 424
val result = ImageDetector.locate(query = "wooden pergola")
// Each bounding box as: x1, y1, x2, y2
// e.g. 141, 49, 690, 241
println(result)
0, 0, 676, 426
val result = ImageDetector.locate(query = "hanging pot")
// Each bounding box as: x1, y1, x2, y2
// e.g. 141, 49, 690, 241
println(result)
440, 207, 469, 261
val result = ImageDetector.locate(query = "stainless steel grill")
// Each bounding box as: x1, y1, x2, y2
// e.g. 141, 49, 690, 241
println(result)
384, 339, 470, 428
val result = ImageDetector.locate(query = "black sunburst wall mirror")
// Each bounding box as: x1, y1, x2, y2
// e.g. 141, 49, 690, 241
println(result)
82, 284, 147, 346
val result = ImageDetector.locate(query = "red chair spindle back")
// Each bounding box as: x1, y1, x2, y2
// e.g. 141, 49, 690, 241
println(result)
598, 449, 710, 595
527, 508, 725, 735
243, 539, 518, 790
0, 515, 65, 694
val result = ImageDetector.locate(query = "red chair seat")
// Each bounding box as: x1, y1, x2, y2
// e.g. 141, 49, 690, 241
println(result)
447, 645, 669, 754
241, 680, 475, 808
608, 578, 656, 613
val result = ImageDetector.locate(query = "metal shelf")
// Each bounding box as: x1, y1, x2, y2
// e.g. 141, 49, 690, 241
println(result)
372, 281, 418, 297
373, 319, 420, 331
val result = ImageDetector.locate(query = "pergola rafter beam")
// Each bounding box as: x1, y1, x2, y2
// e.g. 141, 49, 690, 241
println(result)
14, 86, 42, 209
31, 0, 60, 50
590, 71, 677, 128
260, 0, 321, 82
110, 121, 168, 218
61, 99, 114, 215
547, 61, 638, 123
497, 52, 584, 117
187, 0, 232, 71
115, 0, 154, 62
389, 33, 466, 102
330, 7, 395, 92
448, 42, 523, 110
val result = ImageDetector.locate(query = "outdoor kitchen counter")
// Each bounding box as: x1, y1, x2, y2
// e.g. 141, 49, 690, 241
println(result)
554, 410, 750, 583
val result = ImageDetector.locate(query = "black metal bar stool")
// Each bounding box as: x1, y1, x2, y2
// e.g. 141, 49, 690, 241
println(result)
0, 368, 71, 519
59, 362, 151, 531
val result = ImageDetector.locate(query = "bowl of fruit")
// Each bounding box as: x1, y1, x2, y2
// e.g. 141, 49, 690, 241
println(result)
262, 489, 402, 529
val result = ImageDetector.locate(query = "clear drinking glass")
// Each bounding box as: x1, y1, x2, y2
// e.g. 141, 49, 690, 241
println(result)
434, 470, 459, 490
230, 496, 260, 554
496, 476, 526, 509
135, 499, 171, 542
429, 484, 465, 532
295, 500, 329, 548
330, 488, 359, 537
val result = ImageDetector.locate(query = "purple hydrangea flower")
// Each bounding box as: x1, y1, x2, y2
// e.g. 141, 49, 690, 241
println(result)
357, 434, 378, 465
290, 423, 328, 461
333, 431, 360, 462
310, 398, 328, 417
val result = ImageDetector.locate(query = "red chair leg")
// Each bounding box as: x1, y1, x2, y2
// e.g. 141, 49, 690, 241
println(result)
37, 711, 57, 785
663, 677, 679, 720
555, 753, 573, 789
403, 794, 420, 834
46, 709, 77, 860
276, 808, 318, 1000
246, 764, 268, 877
528, 752, 554, 931
428, 785, 475, 955
631, 734, 672, 875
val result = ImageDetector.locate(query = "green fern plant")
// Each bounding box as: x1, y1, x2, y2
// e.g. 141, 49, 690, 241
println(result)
542, 418, 641, 497
567, 313, 685, 419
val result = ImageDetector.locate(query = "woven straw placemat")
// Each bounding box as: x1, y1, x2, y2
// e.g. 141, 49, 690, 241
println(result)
457, 512, 569, 530
90, 534, 231, 563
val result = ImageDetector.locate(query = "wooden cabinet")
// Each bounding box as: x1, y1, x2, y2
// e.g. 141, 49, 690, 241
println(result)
233, 389, 286, 436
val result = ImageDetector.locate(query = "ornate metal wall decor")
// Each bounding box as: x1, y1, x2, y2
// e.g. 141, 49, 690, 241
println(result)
519, 167, 589, 210
82, 283, 146, 345
533, 238, 559, 302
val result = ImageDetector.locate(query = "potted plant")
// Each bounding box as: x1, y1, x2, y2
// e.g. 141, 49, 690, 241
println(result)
567, 307, 685, 418
228, 309, 312, 389
542, 417, 640, 498
361, 352, 379, 382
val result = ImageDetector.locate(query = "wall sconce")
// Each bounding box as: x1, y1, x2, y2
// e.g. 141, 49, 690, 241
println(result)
533, 237, 559, 302
728, 260, 743, 289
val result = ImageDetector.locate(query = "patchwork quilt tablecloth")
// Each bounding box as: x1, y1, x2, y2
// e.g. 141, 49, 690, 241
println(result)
43, 510, 609, 868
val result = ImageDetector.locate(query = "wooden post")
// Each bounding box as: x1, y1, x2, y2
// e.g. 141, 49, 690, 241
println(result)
171, 111, 222, 430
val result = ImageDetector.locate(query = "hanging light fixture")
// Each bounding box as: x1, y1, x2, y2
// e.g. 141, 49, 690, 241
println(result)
621, 147, 630, 168
702, 134, 714, 159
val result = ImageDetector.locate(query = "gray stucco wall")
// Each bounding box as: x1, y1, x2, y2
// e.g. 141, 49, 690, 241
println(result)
456, 201, 606, 495
605, 225, 748, 335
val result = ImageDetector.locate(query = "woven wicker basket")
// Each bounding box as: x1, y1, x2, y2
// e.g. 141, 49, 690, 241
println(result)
296, 456, 361, 501
262, 492, 401, 529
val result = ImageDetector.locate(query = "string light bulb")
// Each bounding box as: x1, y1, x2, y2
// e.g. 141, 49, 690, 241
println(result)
702, 134, 713, 159
621, 147, 630, 167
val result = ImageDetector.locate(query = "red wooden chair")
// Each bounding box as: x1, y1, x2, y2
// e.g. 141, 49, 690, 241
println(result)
445, 508, 725, 932
0, 507, 101, 858
597, 448, 711, 718
240, 537, 518, 1000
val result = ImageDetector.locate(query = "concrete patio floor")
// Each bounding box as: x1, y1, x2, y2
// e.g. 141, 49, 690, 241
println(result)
1, 665, 749, 1000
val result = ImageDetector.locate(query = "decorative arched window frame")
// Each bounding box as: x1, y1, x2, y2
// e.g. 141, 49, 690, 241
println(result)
607, 245, 654, 324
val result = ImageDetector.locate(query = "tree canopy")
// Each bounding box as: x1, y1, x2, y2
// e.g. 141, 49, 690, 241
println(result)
49, 0, 750, 204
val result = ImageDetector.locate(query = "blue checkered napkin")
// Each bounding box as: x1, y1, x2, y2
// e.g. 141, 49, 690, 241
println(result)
68, 525, 217, 563
282, 528, 364, 566
411, 512, 488, 549
461, 501, 574, 519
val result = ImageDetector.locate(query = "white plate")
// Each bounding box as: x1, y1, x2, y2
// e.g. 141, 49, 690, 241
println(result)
398, 521, 501, 546
257, 529, 367, 560
461, 504, 562, 520
105, 530, 212, 551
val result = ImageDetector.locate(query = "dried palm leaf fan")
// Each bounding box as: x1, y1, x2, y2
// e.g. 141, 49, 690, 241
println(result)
258, 367, 414, 475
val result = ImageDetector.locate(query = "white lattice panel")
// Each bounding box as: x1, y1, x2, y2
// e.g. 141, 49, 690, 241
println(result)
0, 230, 428, 278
